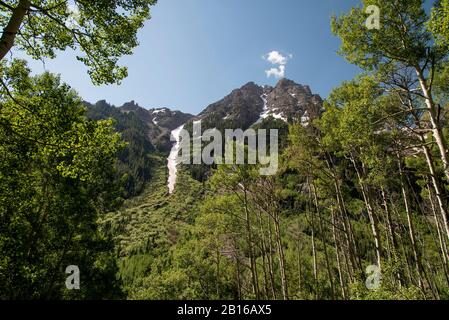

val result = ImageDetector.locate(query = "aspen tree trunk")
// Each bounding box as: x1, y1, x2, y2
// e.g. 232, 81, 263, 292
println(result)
420, 237, 443, 299
428, 185, 449, 286
351, 156, 382, 269
298, 250, 302, 295
307, 180, 318, 289
267, 218, 277, 299
297, 218, 302, 295
243, 189, 259, 299
416, 70, 449, 182
381, 188, 403, 286
312, 183, 335, 299
406, 97, 449, 241
331, 208, 348, 299
335, 185, 360, 274
396, 155, 424, 290
273, 213, 288, 300
379, 188, 392, 260
261, 179, 288, 300
216, 248, 221, 297
256, 210, 270, 299
340, 226, 354, 286
425, 260, 441, 300
0, 0, 31, 61
381, 188, 397, 259
420, 139, 449, 242
337, 198, 359, 282
326, 156, 361, 275
390, 200, 414, 284
233, 236, 242, 300
311, 217, 318, 282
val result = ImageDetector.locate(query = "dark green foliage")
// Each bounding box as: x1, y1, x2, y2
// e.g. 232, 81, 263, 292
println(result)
2, 0, 449, 302
100, 156, 205, 298
86, 100, 156, 198
0, 60, 124, 299
0, 0, 158, 84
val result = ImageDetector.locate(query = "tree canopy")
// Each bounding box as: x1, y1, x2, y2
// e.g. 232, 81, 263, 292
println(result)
0, 0, 157, 84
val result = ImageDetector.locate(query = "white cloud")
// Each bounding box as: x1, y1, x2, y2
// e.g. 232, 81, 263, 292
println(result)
263, 51, 292, 79
264, 51, 291, 65
265, 65, 285, 79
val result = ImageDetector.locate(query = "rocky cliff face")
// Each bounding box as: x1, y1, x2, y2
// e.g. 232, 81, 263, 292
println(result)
197, 82, 265, 129
86, 100, 194, 153
147, 107, 193, 131
190, 78, 322, 131
263, 78, 323, 125
86, 78, 323, 153
120, 101, 194, 131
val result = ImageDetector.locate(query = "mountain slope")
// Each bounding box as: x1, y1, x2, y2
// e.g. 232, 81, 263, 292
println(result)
85, 79, 323, 196
191, 78, 323, 131
100, 155, 204, 298
85, 100, 194, 197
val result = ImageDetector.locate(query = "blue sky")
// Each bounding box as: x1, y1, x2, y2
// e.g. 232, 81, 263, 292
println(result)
21, 0, 362, 115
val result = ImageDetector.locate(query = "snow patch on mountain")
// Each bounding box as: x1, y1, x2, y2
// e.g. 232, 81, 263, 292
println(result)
301, 110, 310, 126
254, 93, 288, 124
271, 112, 288, 122
167, 125, 185, 194
254, 94, 270, 125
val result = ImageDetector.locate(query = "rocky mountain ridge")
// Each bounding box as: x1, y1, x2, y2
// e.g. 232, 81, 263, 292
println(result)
86, 78, 323, 153
193, 78, 323, 131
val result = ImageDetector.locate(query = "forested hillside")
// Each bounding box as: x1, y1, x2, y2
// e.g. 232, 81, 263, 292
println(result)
1, 0, 449, 300
100, 0, 449, 300
85, 100, 193, 198
0, 0, 158, 299
86, 100, 156, 198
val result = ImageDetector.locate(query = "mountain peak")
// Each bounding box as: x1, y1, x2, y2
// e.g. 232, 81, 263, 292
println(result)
275, 78, 312, 94
121, 100, 141, 110
241, 81, 259, 89
276, 78, 296, 87
195, 79, 322, 129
